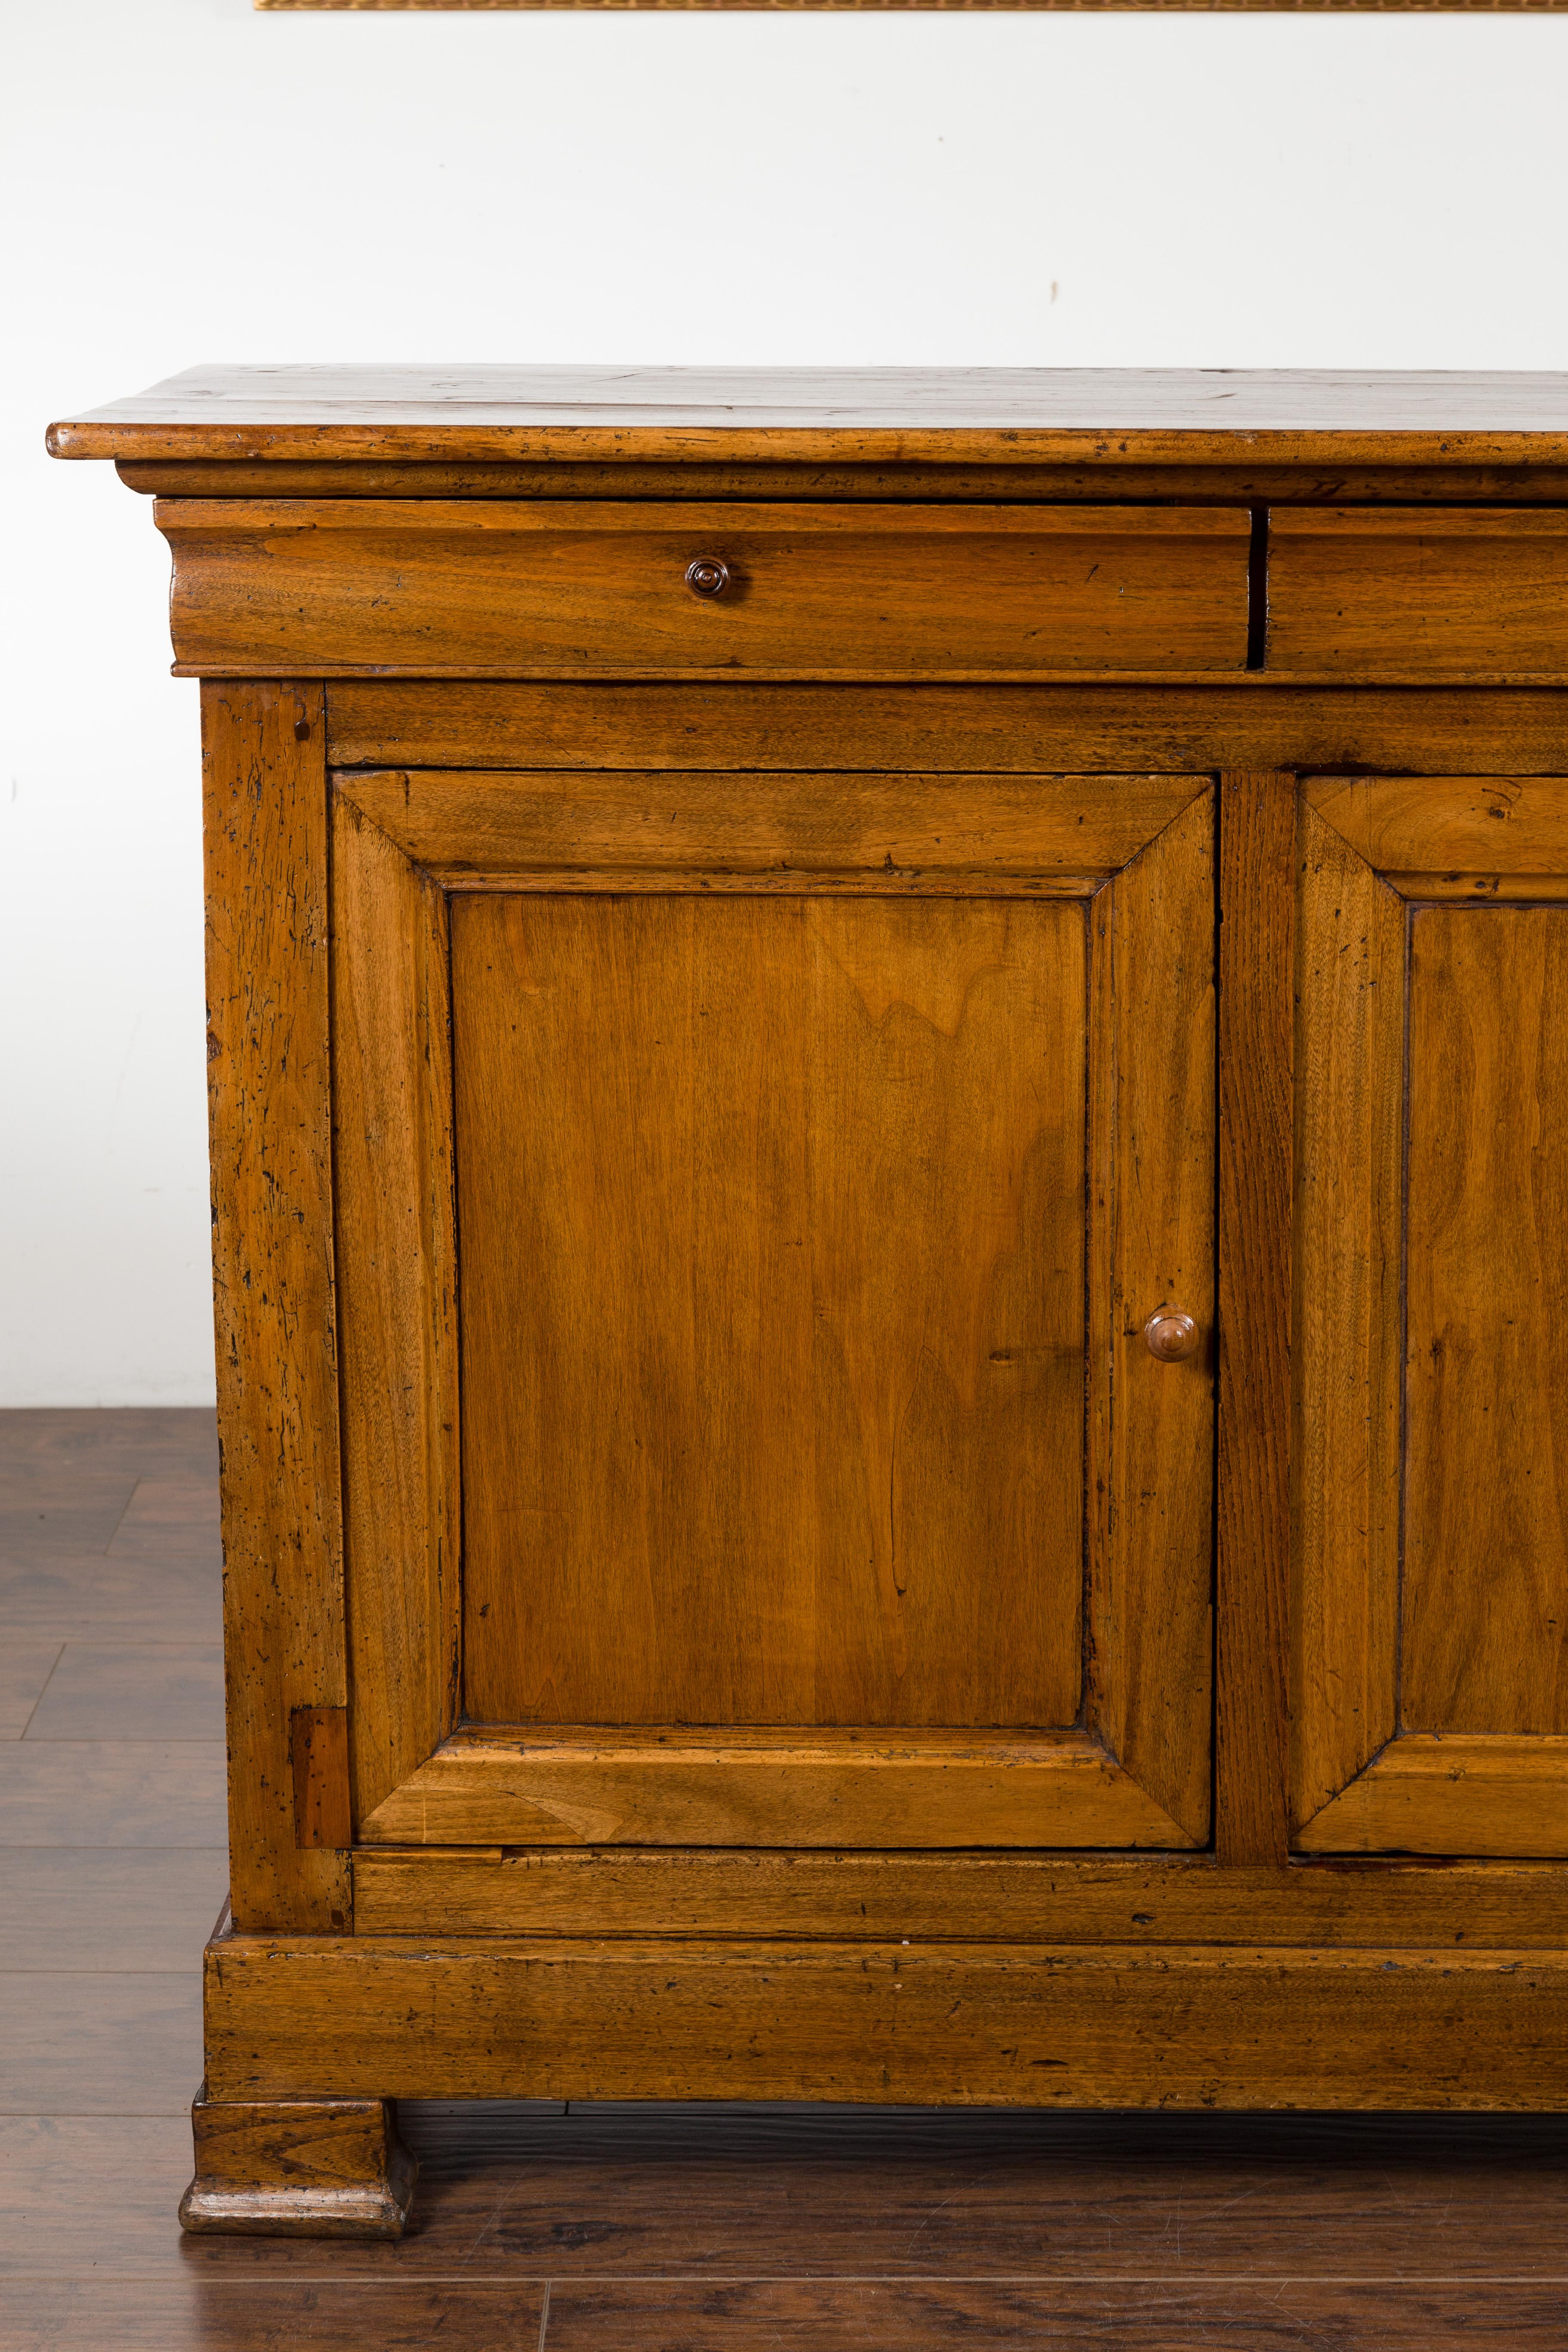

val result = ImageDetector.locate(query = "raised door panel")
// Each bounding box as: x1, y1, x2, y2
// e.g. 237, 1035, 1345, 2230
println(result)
337, 769, 1215, 1851
455, 893, 1084, 1731
1295, 777, 1568, 1854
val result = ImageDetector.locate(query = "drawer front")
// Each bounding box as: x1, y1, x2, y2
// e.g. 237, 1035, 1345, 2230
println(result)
158, 499, 1251, 678
1269, 509, 1568, 677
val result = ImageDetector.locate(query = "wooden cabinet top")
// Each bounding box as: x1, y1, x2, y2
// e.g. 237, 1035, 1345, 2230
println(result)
47, 364, 1568, 468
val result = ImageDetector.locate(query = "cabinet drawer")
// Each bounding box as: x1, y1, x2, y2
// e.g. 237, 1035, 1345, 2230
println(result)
1269, 509, 1568, 677
158, 499, 1251, 679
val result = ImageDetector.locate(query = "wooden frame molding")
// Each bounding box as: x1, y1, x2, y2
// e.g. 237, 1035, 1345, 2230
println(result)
1295, 774, 1568, 1856
334, 769, 1215, 1854
1297, 1737, 1568, 1858
358, 1728, 1192, 1849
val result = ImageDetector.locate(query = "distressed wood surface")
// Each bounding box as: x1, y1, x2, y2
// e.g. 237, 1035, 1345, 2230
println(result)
202, 1932, 1568, 2109
288, 1706, 351, 1851
1216, 772, 1295, 1866
156, 499, 1251, 680
201, 681, 349, 1935
331, 790, 460, 1830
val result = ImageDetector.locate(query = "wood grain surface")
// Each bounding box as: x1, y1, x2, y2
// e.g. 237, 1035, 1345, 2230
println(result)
48, 364, 1568, 466
1403, 904, 1568, 1735
1290, 801, 1406, 1832
358, 1731, 1194, 1849
340, 766, 1207, 886
181, 2091, 415, 2237
351, 1847, 1568, 1947
454, 890, 1090, 1734
1216, 774, 1295, 1866
326, 679, 1568, 781
114, 456, 1568, 506
1085, 791, 1214, 1839
1297, 1737, 1568, 1856
331, 790, 461, 1830
1292, 776, 1568, 1856
1271, 509, 1568, 676
200, 683, 349, 1935
202, 1932, 1568, 2108
156, 499, 1251, 680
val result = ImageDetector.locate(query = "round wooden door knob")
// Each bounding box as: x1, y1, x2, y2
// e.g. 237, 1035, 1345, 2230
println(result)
685, 556, 732, 599
1144, 1308, 1199, 1363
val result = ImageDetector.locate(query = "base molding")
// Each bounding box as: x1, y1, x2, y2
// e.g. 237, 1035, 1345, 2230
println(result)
201, 1932, 1568, 2112
179, 2086, 417, 2239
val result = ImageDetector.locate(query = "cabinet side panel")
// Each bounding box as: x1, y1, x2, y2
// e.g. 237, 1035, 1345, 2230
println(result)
333, 794, 461, 1823
202, 680, 350, 1933
1291, 807, 1406, 1829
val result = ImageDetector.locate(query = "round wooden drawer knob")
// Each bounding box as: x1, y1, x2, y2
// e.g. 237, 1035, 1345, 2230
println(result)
1144, 1308, 1199, 1363
685, 556, 732, 599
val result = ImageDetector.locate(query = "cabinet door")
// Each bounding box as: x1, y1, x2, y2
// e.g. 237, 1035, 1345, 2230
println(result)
334, 769, 1214, 1851
1295, 777, 1568, 1855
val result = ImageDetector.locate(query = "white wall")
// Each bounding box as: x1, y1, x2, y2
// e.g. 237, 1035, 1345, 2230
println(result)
4, 0, 1568, 1403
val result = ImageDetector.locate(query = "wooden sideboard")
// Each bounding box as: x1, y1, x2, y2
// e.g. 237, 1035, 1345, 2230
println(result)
50, 367, 1568, 2237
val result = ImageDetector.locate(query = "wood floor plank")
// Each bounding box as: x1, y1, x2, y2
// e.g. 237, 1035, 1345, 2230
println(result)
0, 1975, 202, 2114
105, 1477, 221, 1568
0, 1645, 62, 1737
0, 1744, 227, 1844
0, 1556, 222, 1639
21, 1647, 224, 1743
539, 2278, 1568, 2349
398, 2104, 1568, 2279
0, 1852, 229, 1971
0, 1409, 218, 1475
6, 2109, 1567, 2283
0, 2281, 545, 2352
0, 1480, 139, 1559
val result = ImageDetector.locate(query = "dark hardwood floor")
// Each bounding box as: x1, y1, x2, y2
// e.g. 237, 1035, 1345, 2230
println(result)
2, 1409, 1565, 2349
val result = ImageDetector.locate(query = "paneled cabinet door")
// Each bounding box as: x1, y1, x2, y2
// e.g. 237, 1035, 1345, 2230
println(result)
333, 770, 1215, 1854
1295, 777, 1568, 1856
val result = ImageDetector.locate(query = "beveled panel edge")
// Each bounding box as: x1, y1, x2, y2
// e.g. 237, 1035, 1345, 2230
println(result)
1298, 1735, 1568, 1857
357, 1728, 1199, 1851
